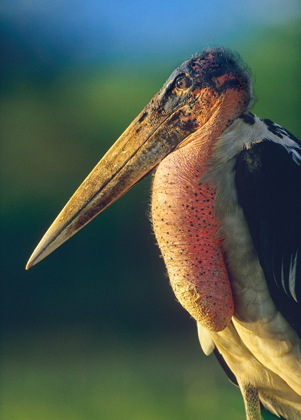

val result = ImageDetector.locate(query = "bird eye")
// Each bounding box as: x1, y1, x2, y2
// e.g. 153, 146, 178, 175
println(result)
175, 75, 192, 91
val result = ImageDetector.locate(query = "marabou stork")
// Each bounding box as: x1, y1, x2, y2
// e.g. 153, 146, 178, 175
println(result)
26, 48, 301, 420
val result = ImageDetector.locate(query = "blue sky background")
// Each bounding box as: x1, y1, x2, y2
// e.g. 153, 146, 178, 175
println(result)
1, 0, 300, 67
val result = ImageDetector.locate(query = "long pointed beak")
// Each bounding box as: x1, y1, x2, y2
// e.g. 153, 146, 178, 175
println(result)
26, 94, 194, 269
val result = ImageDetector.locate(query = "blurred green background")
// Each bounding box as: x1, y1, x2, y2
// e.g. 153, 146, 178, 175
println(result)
1, 1, 301, 419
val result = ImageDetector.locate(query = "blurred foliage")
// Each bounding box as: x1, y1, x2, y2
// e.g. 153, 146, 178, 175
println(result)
0, 15, 300, 420
0, 331, 244, 420
242, 22, 301, 133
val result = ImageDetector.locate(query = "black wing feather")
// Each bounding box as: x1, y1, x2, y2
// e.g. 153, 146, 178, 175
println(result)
235, 139, 301, 336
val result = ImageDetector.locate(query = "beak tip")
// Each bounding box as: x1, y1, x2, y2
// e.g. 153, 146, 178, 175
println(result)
25, 242, 48, 271
25, 227, 67, 271
25, 261, 33, 270
25, 255, 37, 270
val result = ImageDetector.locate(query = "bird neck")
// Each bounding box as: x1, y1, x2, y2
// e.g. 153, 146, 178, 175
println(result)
151, 122, 234, 331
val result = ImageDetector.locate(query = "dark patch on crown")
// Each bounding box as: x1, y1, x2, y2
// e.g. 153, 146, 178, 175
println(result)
187, 47, 252, 94
156, 47, 253, 117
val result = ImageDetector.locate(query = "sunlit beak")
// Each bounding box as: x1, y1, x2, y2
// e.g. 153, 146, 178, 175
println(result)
26, 94, 197, 269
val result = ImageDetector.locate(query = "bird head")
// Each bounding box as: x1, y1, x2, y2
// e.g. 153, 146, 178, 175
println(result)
26, 47, 252, 268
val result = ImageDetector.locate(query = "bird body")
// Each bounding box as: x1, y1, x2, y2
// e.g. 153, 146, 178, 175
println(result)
152, 111, 301, 418
27, 48, 301, 419
203, 114, 301, 418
